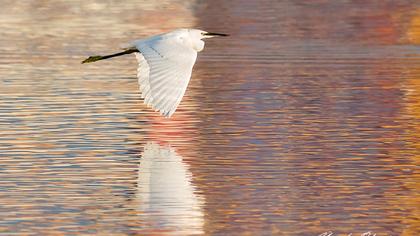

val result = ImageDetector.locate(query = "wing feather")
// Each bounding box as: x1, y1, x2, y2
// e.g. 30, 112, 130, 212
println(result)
133, 37, 197, 117
135, 53, 153, 107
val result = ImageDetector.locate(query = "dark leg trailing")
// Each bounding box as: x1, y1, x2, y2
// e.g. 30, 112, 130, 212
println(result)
82, 48, 139, 64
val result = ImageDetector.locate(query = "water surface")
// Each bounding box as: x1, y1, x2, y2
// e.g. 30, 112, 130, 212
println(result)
0, 0, 419, 235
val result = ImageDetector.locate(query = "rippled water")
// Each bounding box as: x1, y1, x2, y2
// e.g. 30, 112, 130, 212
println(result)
0, 1, 419, 235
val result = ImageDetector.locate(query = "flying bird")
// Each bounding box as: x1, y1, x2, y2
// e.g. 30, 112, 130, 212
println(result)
82, 29, 228, 117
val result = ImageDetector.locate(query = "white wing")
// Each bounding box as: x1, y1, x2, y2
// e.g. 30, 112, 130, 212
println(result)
133, 36, 197, 117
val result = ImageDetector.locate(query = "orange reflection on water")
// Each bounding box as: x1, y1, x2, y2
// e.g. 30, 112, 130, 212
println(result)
0, 0, 419, 235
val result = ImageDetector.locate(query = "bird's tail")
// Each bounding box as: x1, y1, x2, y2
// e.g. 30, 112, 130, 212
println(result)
81, 48, 139, 64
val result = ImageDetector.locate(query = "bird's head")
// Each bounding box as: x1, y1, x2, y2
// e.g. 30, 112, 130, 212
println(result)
178, 29, 228, 52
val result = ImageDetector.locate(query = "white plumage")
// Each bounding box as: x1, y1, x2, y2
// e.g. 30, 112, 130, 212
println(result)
82, 29, 228, 118
132, 30, 197, 117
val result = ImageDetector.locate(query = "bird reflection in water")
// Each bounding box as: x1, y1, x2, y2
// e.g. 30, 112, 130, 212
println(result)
137, 142, 204, 235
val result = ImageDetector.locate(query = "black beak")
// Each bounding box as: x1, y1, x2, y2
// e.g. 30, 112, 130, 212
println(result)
204, 32, 229, 37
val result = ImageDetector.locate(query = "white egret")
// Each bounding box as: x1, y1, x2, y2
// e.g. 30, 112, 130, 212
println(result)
82, 29, 228, 117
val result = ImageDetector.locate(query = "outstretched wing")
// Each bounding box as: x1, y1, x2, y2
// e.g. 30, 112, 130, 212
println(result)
134, 37, 197, 117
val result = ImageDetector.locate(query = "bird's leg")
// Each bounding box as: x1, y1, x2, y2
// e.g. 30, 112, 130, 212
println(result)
82, 47, 139, 64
